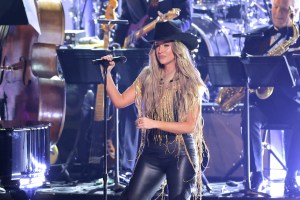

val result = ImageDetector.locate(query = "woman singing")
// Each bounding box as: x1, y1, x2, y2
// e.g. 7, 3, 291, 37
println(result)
100, 21, 208, 200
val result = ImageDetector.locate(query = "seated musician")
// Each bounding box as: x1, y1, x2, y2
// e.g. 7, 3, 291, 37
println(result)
240, 0, 300, 196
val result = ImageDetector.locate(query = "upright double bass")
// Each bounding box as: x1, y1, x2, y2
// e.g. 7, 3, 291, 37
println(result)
0, 0, 66, 164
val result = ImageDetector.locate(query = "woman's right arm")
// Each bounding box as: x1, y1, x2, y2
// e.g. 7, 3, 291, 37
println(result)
106, 72, 136, 108
101, 55, 136, 109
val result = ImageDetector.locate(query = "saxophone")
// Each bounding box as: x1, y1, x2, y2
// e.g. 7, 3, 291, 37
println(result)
216, 22, 299, 112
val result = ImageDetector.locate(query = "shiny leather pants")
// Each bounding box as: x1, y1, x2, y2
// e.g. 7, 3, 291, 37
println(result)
120, 133, 197, 200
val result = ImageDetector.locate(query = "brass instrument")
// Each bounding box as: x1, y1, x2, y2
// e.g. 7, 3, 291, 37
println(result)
216, 22, 299, 112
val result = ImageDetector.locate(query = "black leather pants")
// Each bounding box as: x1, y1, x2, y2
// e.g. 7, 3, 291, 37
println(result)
120, 132, 197, 200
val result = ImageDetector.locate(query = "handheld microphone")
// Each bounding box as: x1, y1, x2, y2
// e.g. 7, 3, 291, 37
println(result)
92, 56, 127, 65
232, 32, 264, 38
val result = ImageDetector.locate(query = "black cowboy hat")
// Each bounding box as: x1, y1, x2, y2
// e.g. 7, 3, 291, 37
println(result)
151, 21, 198, 50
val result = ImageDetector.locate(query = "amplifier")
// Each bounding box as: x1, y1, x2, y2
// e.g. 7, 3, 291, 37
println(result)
202, 102, 244, 180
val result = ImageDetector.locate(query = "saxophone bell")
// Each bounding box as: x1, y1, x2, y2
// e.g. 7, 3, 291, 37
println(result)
256, 87, 274, 100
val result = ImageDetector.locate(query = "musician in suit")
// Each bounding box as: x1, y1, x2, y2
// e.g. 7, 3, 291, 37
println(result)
112, 0, 193, 185
240, 0, 300, 196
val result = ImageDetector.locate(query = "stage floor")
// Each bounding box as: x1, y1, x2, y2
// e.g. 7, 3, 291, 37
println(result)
29, 178, 299, 200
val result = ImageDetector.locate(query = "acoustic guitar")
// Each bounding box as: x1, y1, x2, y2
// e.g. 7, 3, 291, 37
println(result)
95, 0, 118, 122
123, 8, 181, 48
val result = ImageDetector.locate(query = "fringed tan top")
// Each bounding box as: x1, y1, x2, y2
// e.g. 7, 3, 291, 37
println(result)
134, 74, 206, 199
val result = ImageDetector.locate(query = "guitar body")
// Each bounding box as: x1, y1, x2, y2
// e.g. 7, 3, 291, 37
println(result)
123, 15, 149, 48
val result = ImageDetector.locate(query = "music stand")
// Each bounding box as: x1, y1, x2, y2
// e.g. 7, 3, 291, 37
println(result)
58, 49, 104, 84
206, 55, 296, 197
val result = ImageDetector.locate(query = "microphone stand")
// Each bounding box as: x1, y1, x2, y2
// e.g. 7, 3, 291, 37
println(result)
102, 62, 125, 198
102, 63, 109, 200
101, 60, 126, 198
86, 62, 124, 198
109, 73, 126, 191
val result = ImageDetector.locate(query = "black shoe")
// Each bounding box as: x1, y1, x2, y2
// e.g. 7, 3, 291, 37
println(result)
284, 178, 300, 197
251, 172, 265, 192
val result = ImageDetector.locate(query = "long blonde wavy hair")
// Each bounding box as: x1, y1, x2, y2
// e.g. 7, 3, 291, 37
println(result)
137, 41, 207, 119
134, 41, 208, 199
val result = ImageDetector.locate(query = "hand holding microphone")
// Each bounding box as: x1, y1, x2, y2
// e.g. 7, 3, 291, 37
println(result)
92, 55, 127, 66
92, 55, 127, 78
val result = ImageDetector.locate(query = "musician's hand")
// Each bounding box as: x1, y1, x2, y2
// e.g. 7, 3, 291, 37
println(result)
157, 11, 164, 21
100, 54, 115, 77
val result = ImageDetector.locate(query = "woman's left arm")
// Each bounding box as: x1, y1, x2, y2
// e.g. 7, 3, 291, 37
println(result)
136, 104, 200, 134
